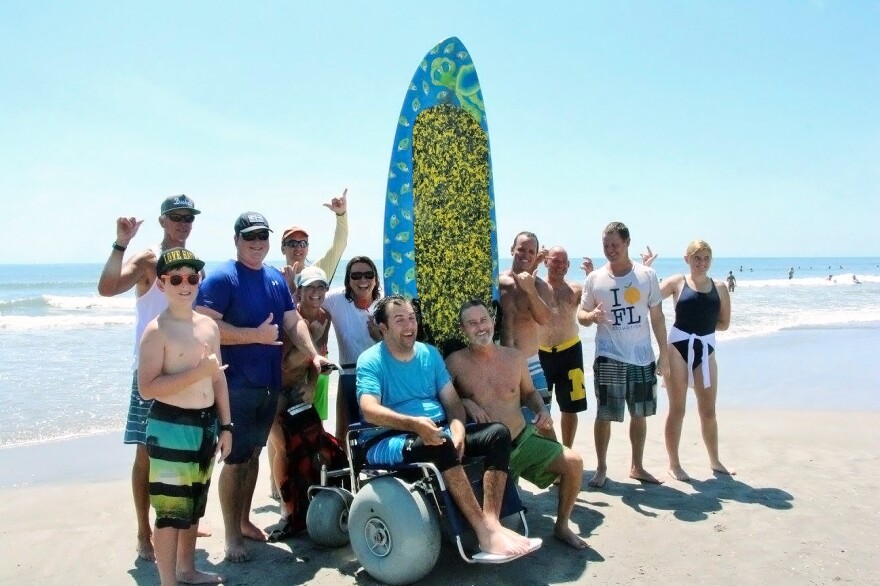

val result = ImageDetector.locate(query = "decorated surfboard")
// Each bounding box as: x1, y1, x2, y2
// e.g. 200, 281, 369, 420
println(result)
383, 36, 499, 355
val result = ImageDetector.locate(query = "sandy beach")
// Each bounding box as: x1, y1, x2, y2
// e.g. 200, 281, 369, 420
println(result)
2, 327, 879, 585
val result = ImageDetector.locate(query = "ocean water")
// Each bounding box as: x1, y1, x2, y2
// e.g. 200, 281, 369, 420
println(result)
1, 257, 878, 448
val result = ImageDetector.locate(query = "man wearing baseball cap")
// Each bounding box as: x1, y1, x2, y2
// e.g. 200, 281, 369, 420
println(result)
97, 194, 203, 562
195, 211, 330, 563
279, 189, 349, 292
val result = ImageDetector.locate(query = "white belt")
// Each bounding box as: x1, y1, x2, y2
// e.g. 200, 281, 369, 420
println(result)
668, 326, 716, 388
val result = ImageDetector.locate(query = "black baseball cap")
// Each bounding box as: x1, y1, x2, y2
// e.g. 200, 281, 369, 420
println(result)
160, 194, 201, 215
234, 212, 273, 235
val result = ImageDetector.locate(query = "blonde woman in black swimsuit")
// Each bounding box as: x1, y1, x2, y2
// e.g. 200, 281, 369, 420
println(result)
657, 240, 733, 482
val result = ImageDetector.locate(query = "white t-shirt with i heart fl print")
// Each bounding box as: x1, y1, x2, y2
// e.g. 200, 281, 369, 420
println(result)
580, 263, 661, 367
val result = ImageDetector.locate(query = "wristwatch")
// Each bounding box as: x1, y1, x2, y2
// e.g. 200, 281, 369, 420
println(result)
219, 422, 234, 433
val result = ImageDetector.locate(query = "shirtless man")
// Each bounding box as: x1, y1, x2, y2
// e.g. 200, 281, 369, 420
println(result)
499, 232, 554, 437
97, 194, 203, 561
537, 246, 588, 448
138, 247, 232, 586
447, 300, 588, 550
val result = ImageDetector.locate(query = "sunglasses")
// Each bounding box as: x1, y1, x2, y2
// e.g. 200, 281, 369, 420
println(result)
349, 271, 375, 281
165, 213, 195, 223
240, 231, 270, 241
161, 273, 201, 286
283, 239, 309, 248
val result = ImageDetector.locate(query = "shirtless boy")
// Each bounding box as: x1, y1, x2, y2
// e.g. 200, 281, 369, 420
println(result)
499, 232, 554, 437
138, 248, 233, 586
538, 246, 589, 448
447, 300, 587, 550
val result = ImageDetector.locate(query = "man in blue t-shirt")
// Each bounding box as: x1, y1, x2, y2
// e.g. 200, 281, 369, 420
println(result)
196, 211, 328, 563
356, 295, 540, 559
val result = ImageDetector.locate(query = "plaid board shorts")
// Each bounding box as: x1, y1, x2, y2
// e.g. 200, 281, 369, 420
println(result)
593, 356, 657, 422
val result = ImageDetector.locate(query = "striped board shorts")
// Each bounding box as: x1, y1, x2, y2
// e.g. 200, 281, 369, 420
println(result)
521, 355, 551, 425
145, 401, 217, 529
593, 356, 657, 422
124, 370, 153, 445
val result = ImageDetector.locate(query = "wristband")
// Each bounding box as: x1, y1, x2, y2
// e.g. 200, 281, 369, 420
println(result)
112, 242, 127, 252
219, 423, 234, 433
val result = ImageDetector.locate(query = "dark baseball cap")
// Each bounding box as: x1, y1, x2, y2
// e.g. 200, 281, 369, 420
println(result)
156, 247, 205, 276
234, 212, 273, 235
160, 194, 201, 215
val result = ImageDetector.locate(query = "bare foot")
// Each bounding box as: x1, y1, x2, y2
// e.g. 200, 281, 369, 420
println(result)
711, 462, 736, 476
667, 466, 691, 482
240, 520, 268, 542
630, 467, 663, 484
587, 469, 606, 488
554, 524, 589, 550
498, 524, 533, 551
177, 569, 224, 584
224, 540, 250, 563
136, 534, 155, 562
480, 527, 530, 556
196, 520, 212, 538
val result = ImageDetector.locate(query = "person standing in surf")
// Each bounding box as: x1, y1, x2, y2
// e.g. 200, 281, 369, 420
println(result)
577, 221, 669, 488
97, 194, 203, 561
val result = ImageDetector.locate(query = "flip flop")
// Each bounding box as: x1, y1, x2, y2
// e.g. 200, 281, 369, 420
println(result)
471, 537, 542, 564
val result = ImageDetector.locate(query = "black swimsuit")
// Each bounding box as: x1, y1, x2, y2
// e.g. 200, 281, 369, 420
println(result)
671, 279, 720, 370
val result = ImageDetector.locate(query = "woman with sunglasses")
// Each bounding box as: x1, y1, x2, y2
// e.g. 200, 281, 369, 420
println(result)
322, 256, 383, 441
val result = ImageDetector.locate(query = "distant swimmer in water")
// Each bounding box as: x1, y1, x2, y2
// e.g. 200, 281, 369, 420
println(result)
827, 274, 833, 281
788, 267, 794, 280
852, 275, 861, 284
726, 271, 736, 293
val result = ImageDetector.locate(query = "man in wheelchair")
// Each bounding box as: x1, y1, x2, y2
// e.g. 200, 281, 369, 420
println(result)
356, 295, 541, 559
447, 299, 589, 549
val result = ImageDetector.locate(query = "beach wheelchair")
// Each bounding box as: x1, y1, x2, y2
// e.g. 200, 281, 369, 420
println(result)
306, 422, 533, 585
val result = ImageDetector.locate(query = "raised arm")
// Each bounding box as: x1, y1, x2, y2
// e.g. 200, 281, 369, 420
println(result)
515, 269, 552, 325
97, 217, 151, 296
314, 188, 349, 278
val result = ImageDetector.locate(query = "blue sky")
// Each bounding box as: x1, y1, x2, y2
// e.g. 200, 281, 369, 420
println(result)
2, 1, 878, 264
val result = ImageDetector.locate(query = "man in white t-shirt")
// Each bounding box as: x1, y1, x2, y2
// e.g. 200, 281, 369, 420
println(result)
577, 222, 669, 488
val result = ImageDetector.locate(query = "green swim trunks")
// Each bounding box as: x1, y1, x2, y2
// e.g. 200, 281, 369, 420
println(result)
145, 401, 217, 529
509, 424, 563, 489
